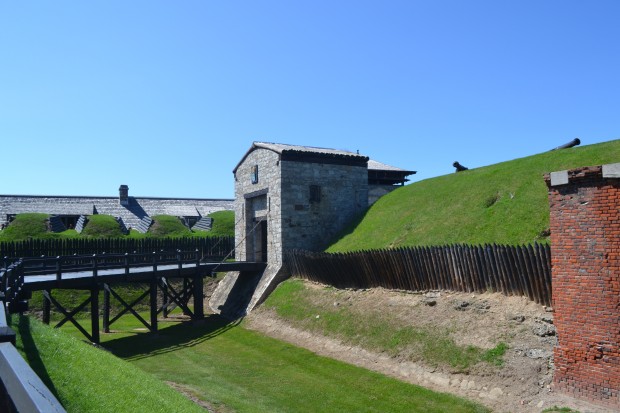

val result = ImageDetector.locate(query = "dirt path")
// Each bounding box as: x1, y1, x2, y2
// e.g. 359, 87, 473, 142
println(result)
244, 283, 613, 413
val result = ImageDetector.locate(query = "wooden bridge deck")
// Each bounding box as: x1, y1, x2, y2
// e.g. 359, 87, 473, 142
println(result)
1, 252, 267, 344
22, 261, 266, 291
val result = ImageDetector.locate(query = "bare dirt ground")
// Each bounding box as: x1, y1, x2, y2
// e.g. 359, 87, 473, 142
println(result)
244, 281, 615, 413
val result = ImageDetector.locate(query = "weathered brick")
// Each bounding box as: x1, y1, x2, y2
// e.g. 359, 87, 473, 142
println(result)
546, 164, 620, 409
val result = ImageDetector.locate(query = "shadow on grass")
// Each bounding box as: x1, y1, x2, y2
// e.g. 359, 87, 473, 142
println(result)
12, 315, 61, 399
102, 314, 242, 361
324, 208, 370, 250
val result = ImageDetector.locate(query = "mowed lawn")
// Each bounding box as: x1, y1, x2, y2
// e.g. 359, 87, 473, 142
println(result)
92, 315, 490, 413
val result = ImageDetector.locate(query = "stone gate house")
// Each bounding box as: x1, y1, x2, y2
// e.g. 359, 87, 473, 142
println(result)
233, 142, 415, 264
209, 141, 414, 316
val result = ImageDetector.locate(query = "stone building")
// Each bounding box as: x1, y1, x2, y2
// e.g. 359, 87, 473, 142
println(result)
209, 141, 414, 317
0, 186, 233, 233
232, 142, 415, 264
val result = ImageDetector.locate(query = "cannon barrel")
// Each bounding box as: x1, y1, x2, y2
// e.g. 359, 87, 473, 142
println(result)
550, 138, 580, 151
453, 161, 468, 172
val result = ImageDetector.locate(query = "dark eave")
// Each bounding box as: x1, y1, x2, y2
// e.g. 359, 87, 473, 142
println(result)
280, 150, 368, 167
233, 141, 369, 173
367, 169, 416, 186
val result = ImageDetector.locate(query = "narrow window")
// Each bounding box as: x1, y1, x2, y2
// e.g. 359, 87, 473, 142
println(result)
251, 165, 258, 184
309, 185, 321, 203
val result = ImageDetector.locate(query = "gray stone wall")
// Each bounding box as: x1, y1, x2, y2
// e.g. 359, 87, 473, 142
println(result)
234, 148, 369, 264
280, 161, 368, 252
0, 195, 233, 229
368, 184, 400, 205
223, 146, 371, 317
234, 148, 282, 264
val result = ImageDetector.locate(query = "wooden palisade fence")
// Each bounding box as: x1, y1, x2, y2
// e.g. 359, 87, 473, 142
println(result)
0, 236, 234, 261
284, 243, 552, 306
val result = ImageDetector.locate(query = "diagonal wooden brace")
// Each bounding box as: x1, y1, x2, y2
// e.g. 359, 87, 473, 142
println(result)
103, 283, 153, 332
42, 290, 94, 343
158, 278, 194, 318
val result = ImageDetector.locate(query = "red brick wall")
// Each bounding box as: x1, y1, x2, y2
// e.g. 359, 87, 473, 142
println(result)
546, 165, 620, 408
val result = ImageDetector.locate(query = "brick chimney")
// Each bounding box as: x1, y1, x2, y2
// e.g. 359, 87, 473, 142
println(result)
119, 185, 129, 206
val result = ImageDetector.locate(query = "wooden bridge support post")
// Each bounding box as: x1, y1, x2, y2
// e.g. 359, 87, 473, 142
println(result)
182, 279, 190, 316
162, 280, 169, 318
103, 285, 110, 333
90, 286, 100, 344
193, 275, 204, 319
42, 290, 51, 325
150, 279, 158, 333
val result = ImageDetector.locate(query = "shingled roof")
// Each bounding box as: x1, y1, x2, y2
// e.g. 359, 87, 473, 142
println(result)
233, 141, 370, 173
234, 141, 415, 185
253, 142, 365, 157
0, 194, 233, 229
367, 159, 413, 173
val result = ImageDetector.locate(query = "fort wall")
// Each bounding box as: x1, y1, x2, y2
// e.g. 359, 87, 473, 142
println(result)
546, 163, 620, 408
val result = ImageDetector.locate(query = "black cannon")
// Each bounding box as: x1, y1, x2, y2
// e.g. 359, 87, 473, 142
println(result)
453, 161, 468, 172
550, 138, 581, 151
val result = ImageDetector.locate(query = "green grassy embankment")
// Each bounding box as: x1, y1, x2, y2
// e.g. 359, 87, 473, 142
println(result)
0, 210, 235, 241
0, 213, 59, 241
147, 214, 194, 238
10, 314, 205, 413
262, 279, 506, 372
49, 313, 490, 413
328, 139, 620, 251
81, 214, 126, 238
203, 210, 235, 237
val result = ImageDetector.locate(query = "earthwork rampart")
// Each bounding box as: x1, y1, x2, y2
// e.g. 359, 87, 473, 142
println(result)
285, 162, 620, 410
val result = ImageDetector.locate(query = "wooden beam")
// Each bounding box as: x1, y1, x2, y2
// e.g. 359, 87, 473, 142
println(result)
0, 343, 66, 413
103, 285, 110, 333
42, 290, 50, 325
157, 279, 194, 318
193, 275, 204, 319
43, 291, 93, 342
150, 279, 158, 334
91, 286, 99, 344
105, 284, 152, 331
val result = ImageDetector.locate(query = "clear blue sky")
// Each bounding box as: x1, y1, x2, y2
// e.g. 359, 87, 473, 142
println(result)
2, 1, 618, 199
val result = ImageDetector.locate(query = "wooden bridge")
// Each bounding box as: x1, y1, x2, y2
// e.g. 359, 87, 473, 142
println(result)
1, 250, 266, 344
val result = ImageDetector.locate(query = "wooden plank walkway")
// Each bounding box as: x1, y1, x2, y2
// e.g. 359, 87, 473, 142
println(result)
22, 261, 266, 291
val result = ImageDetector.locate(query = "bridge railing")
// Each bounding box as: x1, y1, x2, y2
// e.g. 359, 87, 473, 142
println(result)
0, 263, 26, 314
0, 301, 66, 412
13, 249, 207, 278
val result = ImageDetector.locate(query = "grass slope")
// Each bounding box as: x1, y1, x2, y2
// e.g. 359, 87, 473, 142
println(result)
0, 211, 235, 241
205, 210, 234, 237
97, 315, 489, 413
46, 315, 489, 413
263, 279, 506, 372
328, 140, 620, 251
0, 213, 51, 241
11, 314, 204, 413
81, 214, 125, 238
148, 214, 193, 237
